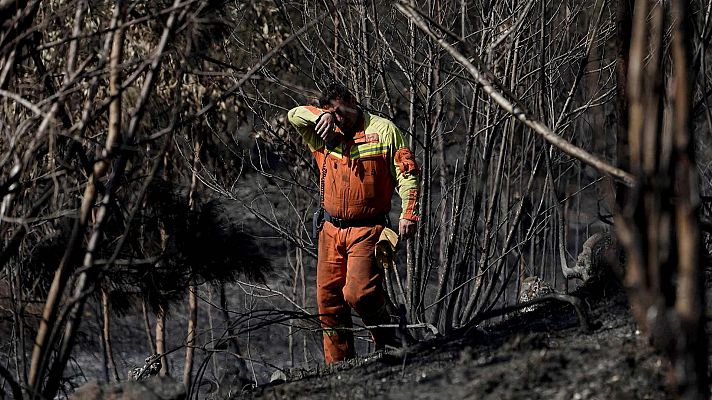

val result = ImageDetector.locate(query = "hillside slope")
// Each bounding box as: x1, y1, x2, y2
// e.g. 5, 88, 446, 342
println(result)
250, 292, 669, 400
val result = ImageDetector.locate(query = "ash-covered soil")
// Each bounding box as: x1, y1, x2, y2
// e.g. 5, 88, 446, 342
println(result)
245, 292, 670, 400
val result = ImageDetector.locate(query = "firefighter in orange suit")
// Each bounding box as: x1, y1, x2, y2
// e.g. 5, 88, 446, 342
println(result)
288, 83, 420, 363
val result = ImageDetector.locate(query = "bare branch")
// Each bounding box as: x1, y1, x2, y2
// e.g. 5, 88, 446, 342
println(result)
397, 1, 636, 187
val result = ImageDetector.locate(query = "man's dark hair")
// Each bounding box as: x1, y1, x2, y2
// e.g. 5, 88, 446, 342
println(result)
319, 82, 355, 107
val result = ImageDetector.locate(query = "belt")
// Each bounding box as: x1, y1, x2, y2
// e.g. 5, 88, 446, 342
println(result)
323, 211, 388, 229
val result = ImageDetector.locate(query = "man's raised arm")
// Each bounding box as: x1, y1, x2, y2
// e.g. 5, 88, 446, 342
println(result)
287, 105, 329, 152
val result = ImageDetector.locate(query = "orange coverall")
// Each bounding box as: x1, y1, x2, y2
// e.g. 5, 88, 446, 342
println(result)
288, 105, 420, 363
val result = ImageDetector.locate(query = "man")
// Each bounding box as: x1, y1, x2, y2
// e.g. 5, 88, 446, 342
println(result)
287, 82, 420, 363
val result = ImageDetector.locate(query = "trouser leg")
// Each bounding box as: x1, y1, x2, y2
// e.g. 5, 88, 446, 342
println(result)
317, 223, 353, 363
342, 225, 398, 348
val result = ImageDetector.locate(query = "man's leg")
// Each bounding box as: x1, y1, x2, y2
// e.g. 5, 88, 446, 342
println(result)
317, 223, 353, 363
342, 225, 398, 349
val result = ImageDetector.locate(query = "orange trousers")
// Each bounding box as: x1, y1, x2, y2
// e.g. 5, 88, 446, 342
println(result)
317, 221, 394, 363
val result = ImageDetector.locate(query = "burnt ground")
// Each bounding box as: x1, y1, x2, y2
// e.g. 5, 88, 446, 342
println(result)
243, 291, 670, 400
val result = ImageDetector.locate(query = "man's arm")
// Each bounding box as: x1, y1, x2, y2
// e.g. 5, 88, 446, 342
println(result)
287, 106, 338, 151
387, 123, 420, 238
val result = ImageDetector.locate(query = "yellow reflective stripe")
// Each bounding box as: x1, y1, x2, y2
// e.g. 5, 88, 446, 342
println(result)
323, 326, 352, 336
326, 151, 344, 159
323, 143, 346, 158
350, 143, 388, 159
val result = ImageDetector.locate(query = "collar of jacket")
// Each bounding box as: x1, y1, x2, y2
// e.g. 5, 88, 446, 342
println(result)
325, 112, 373, 157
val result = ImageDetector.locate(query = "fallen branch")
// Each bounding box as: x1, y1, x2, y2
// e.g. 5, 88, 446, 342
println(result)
462, 293, 591, 334
359, 323, 439, 336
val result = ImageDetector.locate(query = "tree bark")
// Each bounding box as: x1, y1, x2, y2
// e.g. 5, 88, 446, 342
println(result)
669, 1, 706, 396
156, 305, 169, 376
102, 289, 120, 382
617, 0, 707, 397
183, 134, 202, 388
183, 284, 197, 387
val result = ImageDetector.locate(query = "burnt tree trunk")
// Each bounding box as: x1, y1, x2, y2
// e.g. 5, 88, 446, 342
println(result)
619, 0, 707, 398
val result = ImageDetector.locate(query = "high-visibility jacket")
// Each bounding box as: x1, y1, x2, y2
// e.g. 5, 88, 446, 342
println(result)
288, 106, 420, 221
